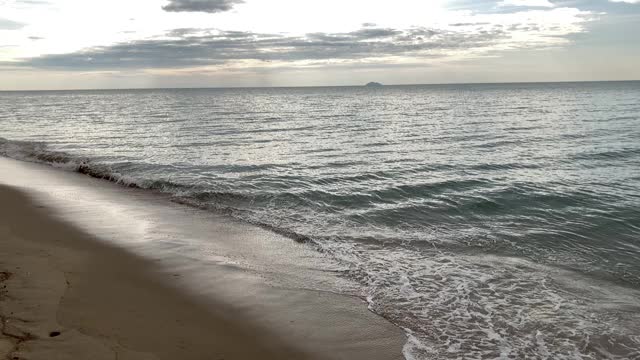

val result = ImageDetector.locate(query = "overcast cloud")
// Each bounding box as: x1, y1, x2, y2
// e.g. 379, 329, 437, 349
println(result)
4, 6, 595, 71
9, 26, 509, 70
162, 0, 244, 13
0, 17, 25, 30
0, 0, 638, 89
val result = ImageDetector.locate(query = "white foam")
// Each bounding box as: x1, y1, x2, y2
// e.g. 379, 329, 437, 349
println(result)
325, 240, 640, 359
402, 328, 435, 360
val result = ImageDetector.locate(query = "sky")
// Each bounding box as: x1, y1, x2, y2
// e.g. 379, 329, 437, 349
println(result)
1, 0, 639, 90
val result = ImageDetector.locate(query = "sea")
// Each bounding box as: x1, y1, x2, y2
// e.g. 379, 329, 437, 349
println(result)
1, 81, 639, 359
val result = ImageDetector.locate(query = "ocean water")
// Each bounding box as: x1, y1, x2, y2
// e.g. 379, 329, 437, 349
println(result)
1, 82, 640, 359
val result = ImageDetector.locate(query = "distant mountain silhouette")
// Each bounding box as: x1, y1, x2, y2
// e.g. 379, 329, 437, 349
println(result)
365, 82, 383, 87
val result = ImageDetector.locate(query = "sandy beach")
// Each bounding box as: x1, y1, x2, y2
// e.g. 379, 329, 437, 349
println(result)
0, 157, 406, 360
0, 184, 311, 359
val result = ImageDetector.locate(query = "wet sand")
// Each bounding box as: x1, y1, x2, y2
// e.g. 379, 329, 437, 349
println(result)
0, 185, 310, 359
0, 156, 406, 359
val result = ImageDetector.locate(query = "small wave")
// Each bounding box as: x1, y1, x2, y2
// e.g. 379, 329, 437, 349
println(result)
171, 195, 316, 245
469, 139, 521, 149
342, 245, 640, 360
571, 148, 640, 161
0, 137, 154, 187
0, 137, 318, 246
1, 137, 74, 165
468, 162, 541, 171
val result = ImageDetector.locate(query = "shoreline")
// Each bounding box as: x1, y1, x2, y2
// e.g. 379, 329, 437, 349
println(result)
0, 184, 308, 359
0, 156, 406, 359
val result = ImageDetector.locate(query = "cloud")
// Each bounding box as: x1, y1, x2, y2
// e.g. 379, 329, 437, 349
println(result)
499, 0, 555, 7
4, 6, 596, 72
161, 0, 244, 13
6, 26, 509, 70
449, 22, 491, 27
16, 0, 50, 4
0, 18, 25, 30
609, 0, 640, 3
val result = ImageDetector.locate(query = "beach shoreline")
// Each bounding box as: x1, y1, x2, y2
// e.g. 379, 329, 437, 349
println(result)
0, 184, 311, 359
0, 157, 406, 360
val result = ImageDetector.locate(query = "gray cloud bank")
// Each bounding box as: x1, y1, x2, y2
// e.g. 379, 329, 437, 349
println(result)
0, 17, 25, 30
7, 26, 508, 70
162, 0, 244, 13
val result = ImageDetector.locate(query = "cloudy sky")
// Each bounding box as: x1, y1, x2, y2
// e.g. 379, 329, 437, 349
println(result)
1, 0, 639, 90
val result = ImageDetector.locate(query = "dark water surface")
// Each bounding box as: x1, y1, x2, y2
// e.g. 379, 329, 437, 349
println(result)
2, 82, 639, 359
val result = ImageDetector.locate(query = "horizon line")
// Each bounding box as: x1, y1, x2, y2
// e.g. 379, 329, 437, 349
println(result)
1, 79, 639, 92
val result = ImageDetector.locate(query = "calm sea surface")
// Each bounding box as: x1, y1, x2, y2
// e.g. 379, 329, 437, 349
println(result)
2, 82, 640, 359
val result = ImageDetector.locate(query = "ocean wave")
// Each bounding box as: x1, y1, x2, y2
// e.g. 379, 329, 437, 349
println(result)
571, 147, 640, 161
1, 137, 78, 167
341, 244, 640, 360
0, 136, 318, 245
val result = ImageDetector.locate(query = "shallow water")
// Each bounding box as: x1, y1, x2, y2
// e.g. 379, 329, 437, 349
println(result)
2, 82, 640, 359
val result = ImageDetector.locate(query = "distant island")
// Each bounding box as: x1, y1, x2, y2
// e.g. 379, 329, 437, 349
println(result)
365, 82, 383, 87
